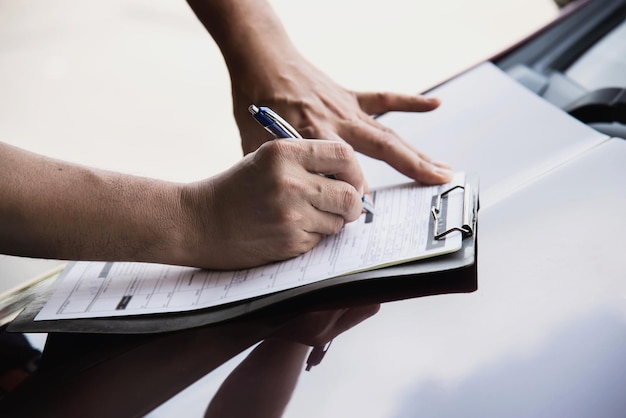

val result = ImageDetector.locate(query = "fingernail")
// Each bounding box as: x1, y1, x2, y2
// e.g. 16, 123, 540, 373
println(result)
433, 166, 453, 179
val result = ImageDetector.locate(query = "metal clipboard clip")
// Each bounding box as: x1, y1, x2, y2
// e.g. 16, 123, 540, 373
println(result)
431, 182, 477, 240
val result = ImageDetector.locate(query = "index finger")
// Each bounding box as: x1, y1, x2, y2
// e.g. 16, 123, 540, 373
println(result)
299, 139, 366, 195
356, 91, 441, 115
340, 120, 453, 185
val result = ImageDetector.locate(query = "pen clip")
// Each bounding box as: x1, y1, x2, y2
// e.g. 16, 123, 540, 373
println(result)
259, 106, 303, 139
261, 107, 302, 138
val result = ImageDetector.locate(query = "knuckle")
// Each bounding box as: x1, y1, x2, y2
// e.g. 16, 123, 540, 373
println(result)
373, 91, 389, 107
281, 232, 316, 257
257, 139, 293, 164
281, 206, 304, 226
331, 141, 355, 163
370, 132, 396, 156
263, 162, 306, 200
281, 176, 308, 201
338, 186, 361, 217
299, 120, 327, 139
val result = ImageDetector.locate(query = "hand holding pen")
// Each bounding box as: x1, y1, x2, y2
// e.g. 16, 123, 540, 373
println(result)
250, 104, 377, 370
249, 105, 375, 214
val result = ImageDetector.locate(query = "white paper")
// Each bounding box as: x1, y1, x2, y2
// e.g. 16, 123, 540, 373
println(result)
35, 174, 466, 321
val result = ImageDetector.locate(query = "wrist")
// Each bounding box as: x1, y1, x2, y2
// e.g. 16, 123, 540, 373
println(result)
167, 179, 219, 269
113, 179, 193, 267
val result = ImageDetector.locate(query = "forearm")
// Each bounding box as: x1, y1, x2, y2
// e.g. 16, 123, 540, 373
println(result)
186, 0, 305, 98
0, 142, 187, 264
0, 139, 365, 270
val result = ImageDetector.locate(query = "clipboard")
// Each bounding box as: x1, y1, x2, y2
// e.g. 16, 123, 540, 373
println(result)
9, 175, 479, 334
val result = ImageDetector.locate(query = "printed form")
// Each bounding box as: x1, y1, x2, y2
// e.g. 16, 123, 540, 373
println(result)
35, 174, 465, 321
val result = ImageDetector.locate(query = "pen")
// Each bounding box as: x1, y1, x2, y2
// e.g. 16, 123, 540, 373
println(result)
248, 104, 376, 214
248, 104, 303, 139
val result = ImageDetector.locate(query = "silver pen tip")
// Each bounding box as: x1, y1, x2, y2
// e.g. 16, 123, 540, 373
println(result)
248, 104, 259, 115
362, 196, 376, 215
